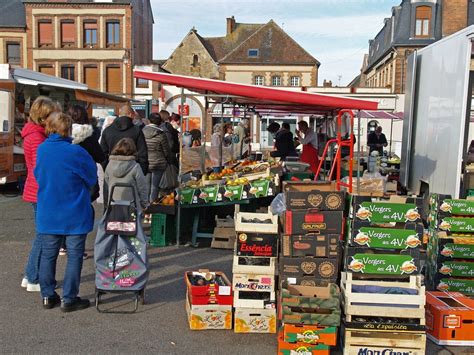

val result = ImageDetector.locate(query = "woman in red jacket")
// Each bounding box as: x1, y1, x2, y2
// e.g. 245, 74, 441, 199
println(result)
21, 96, 60, 292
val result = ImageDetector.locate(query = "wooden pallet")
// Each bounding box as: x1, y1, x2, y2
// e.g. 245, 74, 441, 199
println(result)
342, 328, 426, 355
341, 272, 426, 326
210, 227, 235, 249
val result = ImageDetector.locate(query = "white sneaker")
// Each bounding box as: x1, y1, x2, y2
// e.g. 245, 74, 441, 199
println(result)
21, 277, 28, 288
26, 283, 41, 292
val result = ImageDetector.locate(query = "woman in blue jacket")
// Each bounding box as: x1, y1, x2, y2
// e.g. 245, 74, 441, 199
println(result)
35, 112, 97, 312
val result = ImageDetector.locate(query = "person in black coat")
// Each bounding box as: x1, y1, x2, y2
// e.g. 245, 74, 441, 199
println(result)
159, 110, 179, 166
367, 126, 388, 155
100, 104, 149, 175
267, 122, 298, 160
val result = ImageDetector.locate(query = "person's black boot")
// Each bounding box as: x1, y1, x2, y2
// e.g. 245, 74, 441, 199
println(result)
60, 297, 90, 313
43, 294, 61, 309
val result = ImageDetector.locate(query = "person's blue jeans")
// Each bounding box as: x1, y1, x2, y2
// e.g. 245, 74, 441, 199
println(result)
24, 203, 41, 284
39, 234, 86, 302
147, 169, 165, 202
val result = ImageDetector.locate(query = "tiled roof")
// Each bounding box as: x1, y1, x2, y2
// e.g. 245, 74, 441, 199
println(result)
0, 0, 25, 28
199, 20, 319, 66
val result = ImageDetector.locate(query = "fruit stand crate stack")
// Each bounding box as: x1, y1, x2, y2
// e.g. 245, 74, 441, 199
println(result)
427, 195, 474, 296
233, 209, 278, 334
341, 195, 426, 353
278, 283, 341, 355
211, 216, 235, 249
184, 270, 233, 330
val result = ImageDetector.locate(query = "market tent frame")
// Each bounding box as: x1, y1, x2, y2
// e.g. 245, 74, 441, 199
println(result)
134, 70, 380, 245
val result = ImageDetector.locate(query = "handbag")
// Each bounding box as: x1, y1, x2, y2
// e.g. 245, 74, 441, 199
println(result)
159, 163, 179, 190
105, 183, 138, 236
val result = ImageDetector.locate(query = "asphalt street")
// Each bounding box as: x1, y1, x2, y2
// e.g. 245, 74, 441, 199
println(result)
0, 187, 472, 354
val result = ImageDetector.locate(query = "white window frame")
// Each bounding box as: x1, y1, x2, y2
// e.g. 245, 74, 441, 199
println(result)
290, 76, 300, 87
254, 75, 264, 86
272, 75, 281, 86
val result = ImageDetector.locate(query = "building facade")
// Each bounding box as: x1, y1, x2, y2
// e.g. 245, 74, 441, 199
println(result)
0, 0, 153, 98
361, 0, 474, 93
163, 17, 320, 87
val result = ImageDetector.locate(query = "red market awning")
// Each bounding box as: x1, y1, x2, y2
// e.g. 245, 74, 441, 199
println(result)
359, 110, 403, 120
134, 70, 378, 114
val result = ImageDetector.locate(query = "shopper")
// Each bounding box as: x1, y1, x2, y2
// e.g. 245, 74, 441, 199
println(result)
223, 122, 234, 147
103, 138, 149, 212
143, 113, 172, 202
100, 104, 149, 175
35, 112, 97, 311
20, 96, 60, 292
267, 122, 298, 160
159, 110, 179, 164
296, 120, 319, 174
234, 118, 250, 158
367, 126, 388, 155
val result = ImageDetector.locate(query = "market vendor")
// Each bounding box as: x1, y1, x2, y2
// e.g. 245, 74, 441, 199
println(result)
267, 122, 298, 160
367, 126, 388, 155
296, 120, 319, 174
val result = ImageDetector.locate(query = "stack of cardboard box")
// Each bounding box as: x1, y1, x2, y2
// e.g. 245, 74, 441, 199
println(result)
427, 195, 474, 295
278, 182, 346, 354
185, 270, 233, 330
341, 196, 426, 354
233, 209, 278, 333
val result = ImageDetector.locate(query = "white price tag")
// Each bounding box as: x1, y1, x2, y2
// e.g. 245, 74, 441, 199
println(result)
219, 286, 231, 296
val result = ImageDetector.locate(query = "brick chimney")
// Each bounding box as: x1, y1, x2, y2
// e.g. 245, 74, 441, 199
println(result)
226, 16, 236, 35
442, 0, 468, 37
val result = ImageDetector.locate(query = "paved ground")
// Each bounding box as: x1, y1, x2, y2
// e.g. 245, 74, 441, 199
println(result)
0, 185, 473, 354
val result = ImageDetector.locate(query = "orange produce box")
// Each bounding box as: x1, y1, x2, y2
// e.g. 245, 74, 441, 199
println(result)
283, 324, 337, 346
278, 331, 330, 355
426, 291, 474, 346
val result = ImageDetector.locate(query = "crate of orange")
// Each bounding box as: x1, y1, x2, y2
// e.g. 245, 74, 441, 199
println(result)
278, 330, 330, 354
185, 270, 233, 306
186, 292, 232, 330
145, 192, 176, 215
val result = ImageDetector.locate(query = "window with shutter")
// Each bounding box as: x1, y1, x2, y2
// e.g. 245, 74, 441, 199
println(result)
38, 21, 53, 47
415, 6, 432, 38
39, 65, 55, 76
61, 21, 75, 47
6, 43, 20, 65
106, 21, 120, 47
84, 66, 99, 90
106, 66, 121, 93
83, 21, 98, 47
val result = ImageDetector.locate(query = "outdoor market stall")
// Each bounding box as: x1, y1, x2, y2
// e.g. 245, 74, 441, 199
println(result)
133, 70, 378, 246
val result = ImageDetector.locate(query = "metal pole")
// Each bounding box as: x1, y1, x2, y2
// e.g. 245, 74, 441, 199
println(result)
357, 110, 361, 195
389, 117, 394, 157
176, 88, 185, 246
219, 101, 224, 170
203, 90, 208, 172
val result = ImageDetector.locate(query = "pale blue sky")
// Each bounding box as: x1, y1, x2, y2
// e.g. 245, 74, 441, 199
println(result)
151, 0, 401, 86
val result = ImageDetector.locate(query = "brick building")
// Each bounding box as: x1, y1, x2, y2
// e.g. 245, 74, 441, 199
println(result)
0, 0, 153, 98
163, 16, 320, 87
359, 0, 474, 94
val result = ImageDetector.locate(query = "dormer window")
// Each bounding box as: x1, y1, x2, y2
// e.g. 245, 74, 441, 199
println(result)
415, 6, 431, 38
248, 49, 259, 57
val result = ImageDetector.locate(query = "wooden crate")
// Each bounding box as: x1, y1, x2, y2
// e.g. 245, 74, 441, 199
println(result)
210, 227, 235, 250
341, 272, 426, 326
342, 328, 426, 355
232, 255, 277, 275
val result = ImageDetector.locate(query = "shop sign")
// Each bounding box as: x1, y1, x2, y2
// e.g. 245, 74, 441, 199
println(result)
178, 104, 189, 116
352, 227, 421, 249
355, 202, 420, 223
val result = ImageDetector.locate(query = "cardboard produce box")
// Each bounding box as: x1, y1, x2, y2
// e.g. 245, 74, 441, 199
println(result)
437, 197, 474, 217
185, 270, 233, 306
233, 273, 276, 309
437, 260, 474, 278
284, 183, 345, 211
234, 308, 276, 333
235, 210, 279, 234
282, 234, 340, 258
281, 306, 341, 327
232, 255, 277, 275
439, 216, 474, 233
280, 256, 339, 283
281, 283, 340, 310
283, 324, 338, 346
280, 275, 333, 287
436, 235, 474, 259
278, 331, 330, 355
283, 210, 344, 235
426, 291, 474, 346
435, 277, 474, 295
185, 293, 232, 330
235, 232, 278, 257
345, 247, 420, 276
350, 224, 424, 250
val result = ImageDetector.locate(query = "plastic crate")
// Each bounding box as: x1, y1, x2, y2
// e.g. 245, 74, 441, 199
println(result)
283, 172, 314, 181
150, 213, 175, 247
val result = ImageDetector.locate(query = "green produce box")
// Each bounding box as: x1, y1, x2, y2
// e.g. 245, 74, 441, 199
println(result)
437, 260, 474, 278
350, 225, 423, 250
439, 217, 474, 233
435, 277, 474, 295
150, 213, 175, 247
